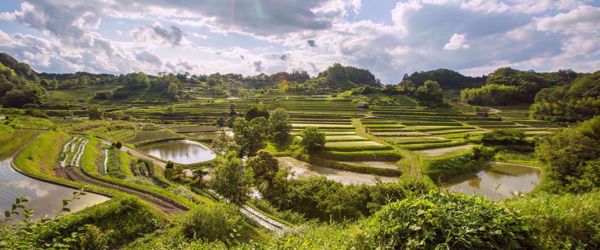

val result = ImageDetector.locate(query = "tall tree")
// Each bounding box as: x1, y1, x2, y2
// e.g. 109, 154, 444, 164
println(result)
269, 108, 291, 145
300, 127, 326, 153
233, 117, 268, 157
210, 152, 254, 204
246, 151, 279, 192
415, 80, 444, 107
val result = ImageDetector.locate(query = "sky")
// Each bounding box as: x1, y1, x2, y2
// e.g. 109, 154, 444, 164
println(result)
0, 0, 599, 84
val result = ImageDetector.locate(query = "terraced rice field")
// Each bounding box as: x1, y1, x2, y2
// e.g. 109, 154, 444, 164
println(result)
60, 136, 89, 167
364, 102, 556, 158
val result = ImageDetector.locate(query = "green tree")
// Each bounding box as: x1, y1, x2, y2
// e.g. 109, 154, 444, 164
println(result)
233, 117, 268, 157
414, 80, 444, 107
166, 82, 180, 101
247, 151, 279, 192
244, 104, 269, 120
300, 127, 325, 153
123, 72, 149, 90
269, 108, 291, 145
536, 117, 600, 193
210, 152, 254, 204
211, 129, 238, 155
88, 105, 104, 120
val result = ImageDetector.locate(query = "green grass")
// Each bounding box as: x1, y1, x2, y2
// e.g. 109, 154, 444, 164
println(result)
4, 116, 56, 129
325, 135, 368, 142
318, 150, 402, 161
504, 192, 600, 249
14, 130, 69, 176
310, 157, 401, 177
0, 129, 42, 158
0, 123, 15, 141
402, 141, 468, 150
324, 141, 391, 151
385, 136, 451, 145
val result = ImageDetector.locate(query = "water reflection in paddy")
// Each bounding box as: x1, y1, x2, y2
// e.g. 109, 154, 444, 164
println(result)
445, 162, 541, 200
138, 140, 216, 164
0, 159, 109, 220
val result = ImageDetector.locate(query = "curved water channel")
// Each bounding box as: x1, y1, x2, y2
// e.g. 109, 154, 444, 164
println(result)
0, 158, 109, 220
445, 162, 541, 200
138, 139, 216, 165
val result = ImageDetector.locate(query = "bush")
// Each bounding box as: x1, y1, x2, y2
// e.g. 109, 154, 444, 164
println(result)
266, 177, 432, 221
536, 117, 600, 193
181, 202, 242, 242
300, 127, 325, 153
505, 191, 600, 249
361, 192, 532, 249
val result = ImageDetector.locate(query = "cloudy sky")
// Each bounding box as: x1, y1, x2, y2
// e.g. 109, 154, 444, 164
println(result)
0, 0, 599, 84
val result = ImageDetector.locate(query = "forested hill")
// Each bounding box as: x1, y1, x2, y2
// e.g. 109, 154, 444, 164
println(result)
531, 71, 600, 122
460, 67, 583, 106
0, 53, 44, 108
0, 53, 38, 81
313, 63, 381, 91
402, 69, 486, 89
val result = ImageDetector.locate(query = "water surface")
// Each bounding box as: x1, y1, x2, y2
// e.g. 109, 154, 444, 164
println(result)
0, 159, 109, 220
445, 162, 541, 200
138, 140, 216, 164
278, 157, 397, 185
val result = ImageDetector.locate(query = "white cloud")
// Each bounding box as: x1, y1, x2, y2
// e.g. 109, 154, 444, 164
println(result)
444, 33, 470, 50
0, 0, 598, 84
131, 23, 185, 46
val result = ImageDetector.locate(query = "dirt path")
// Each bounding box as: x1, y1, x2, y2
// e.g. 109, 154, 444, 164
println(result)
57, 166, 186, 213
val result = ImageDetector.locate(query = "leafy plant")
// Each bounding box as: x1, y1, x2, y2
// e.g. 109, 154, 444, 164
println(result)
361, 192, 532, 249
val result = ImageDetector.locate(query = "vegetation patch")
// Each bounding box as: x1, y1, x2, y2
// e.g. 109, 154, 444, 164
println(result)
310, 157, 401, 177
318, 150, 402, 161
362, 192, 532, 249
325, 141, 391, 151
424, 146, 493, 182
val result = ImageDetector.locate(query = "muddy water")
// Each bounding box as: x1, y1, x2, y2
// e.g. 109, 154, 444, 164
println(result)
278, 157, 397, 185
0, 158, 109, 220
445, 162, 541, 200
138, 140, 216, 164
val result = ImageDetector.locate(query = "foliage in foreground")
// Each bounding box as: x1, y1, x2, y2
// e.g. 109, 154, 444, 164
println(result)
361, 192, 532, 249
505, 191, 600, 249
1, 192, 165, 250
181, 202, 243, 243
266, 177, 434, 221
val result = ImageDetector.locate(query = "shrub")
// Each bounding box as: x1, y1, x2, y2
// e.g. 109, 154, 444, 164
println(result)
536, 117, 600, 193
505, 191, 600, 249
361, 192, 532, 249
181, 202, 242, 242
77, 224, 109, 250
300, 127, 325, 153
